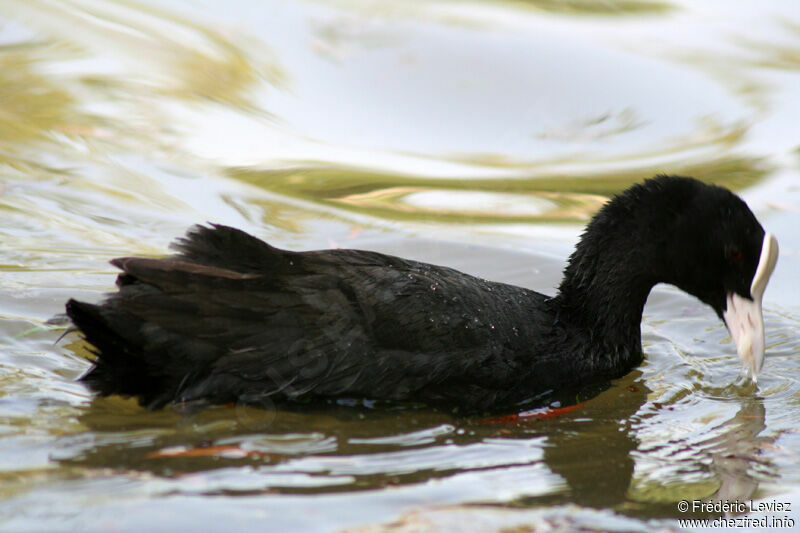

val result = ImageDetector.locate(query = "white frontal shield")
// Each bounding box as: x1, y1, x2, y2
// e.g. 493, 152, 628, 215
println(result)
722, 233, 779, 381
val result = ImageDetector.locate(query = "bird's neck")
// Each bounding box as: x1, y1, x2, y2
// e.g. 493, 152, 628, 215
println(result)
556, 271, 653, 347
552, 231, 660, 369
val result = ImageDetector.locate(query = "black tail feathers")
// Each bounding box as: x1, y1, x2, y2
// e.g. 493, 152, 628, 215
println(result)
66, 299, 165, 406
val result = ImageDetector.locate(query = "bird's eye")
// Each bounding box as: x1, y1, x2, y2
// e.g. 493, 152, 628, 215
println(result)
726, 245, 743, 264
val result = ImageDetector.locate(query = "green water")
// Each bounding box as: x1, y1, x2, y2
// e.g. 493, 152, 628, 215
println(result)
1, 1, 799, 531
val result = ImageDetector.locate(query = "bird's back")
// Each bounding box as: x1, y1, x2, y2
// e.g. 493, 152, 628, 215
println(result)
69, 225, 554, 411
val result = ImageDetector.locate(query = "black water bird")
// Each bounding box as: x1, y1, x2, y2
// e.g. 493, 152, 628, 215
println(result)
66, 176, 779, 411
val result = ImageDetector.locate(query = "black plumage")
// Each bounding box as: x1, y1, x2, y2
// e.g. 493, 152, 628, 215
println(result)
66, 175, 770, 411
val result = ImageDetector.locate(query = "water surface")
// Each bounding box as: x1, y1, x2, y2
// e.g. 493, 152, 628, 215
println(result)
1, 1, 799, 531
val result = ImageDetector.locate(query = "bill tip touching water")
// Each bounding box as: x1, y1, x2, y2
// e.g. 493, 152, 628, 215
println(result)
725, 231, 778, 382
64, 175, 778, 412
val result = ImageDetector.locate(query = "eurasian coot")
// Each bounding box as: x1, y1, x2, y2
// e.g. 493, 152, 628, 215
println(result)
66, 176, 779, 411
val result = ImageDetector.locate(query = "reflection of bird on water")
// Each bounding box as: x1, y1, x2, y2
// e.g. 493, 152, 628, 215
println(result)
707, 398, 769, 506
540, 371, 649, 509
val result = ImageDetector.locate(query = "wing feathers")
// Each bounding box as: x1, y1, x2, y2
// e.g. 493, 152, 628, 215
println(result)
68, 224, 544, 410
